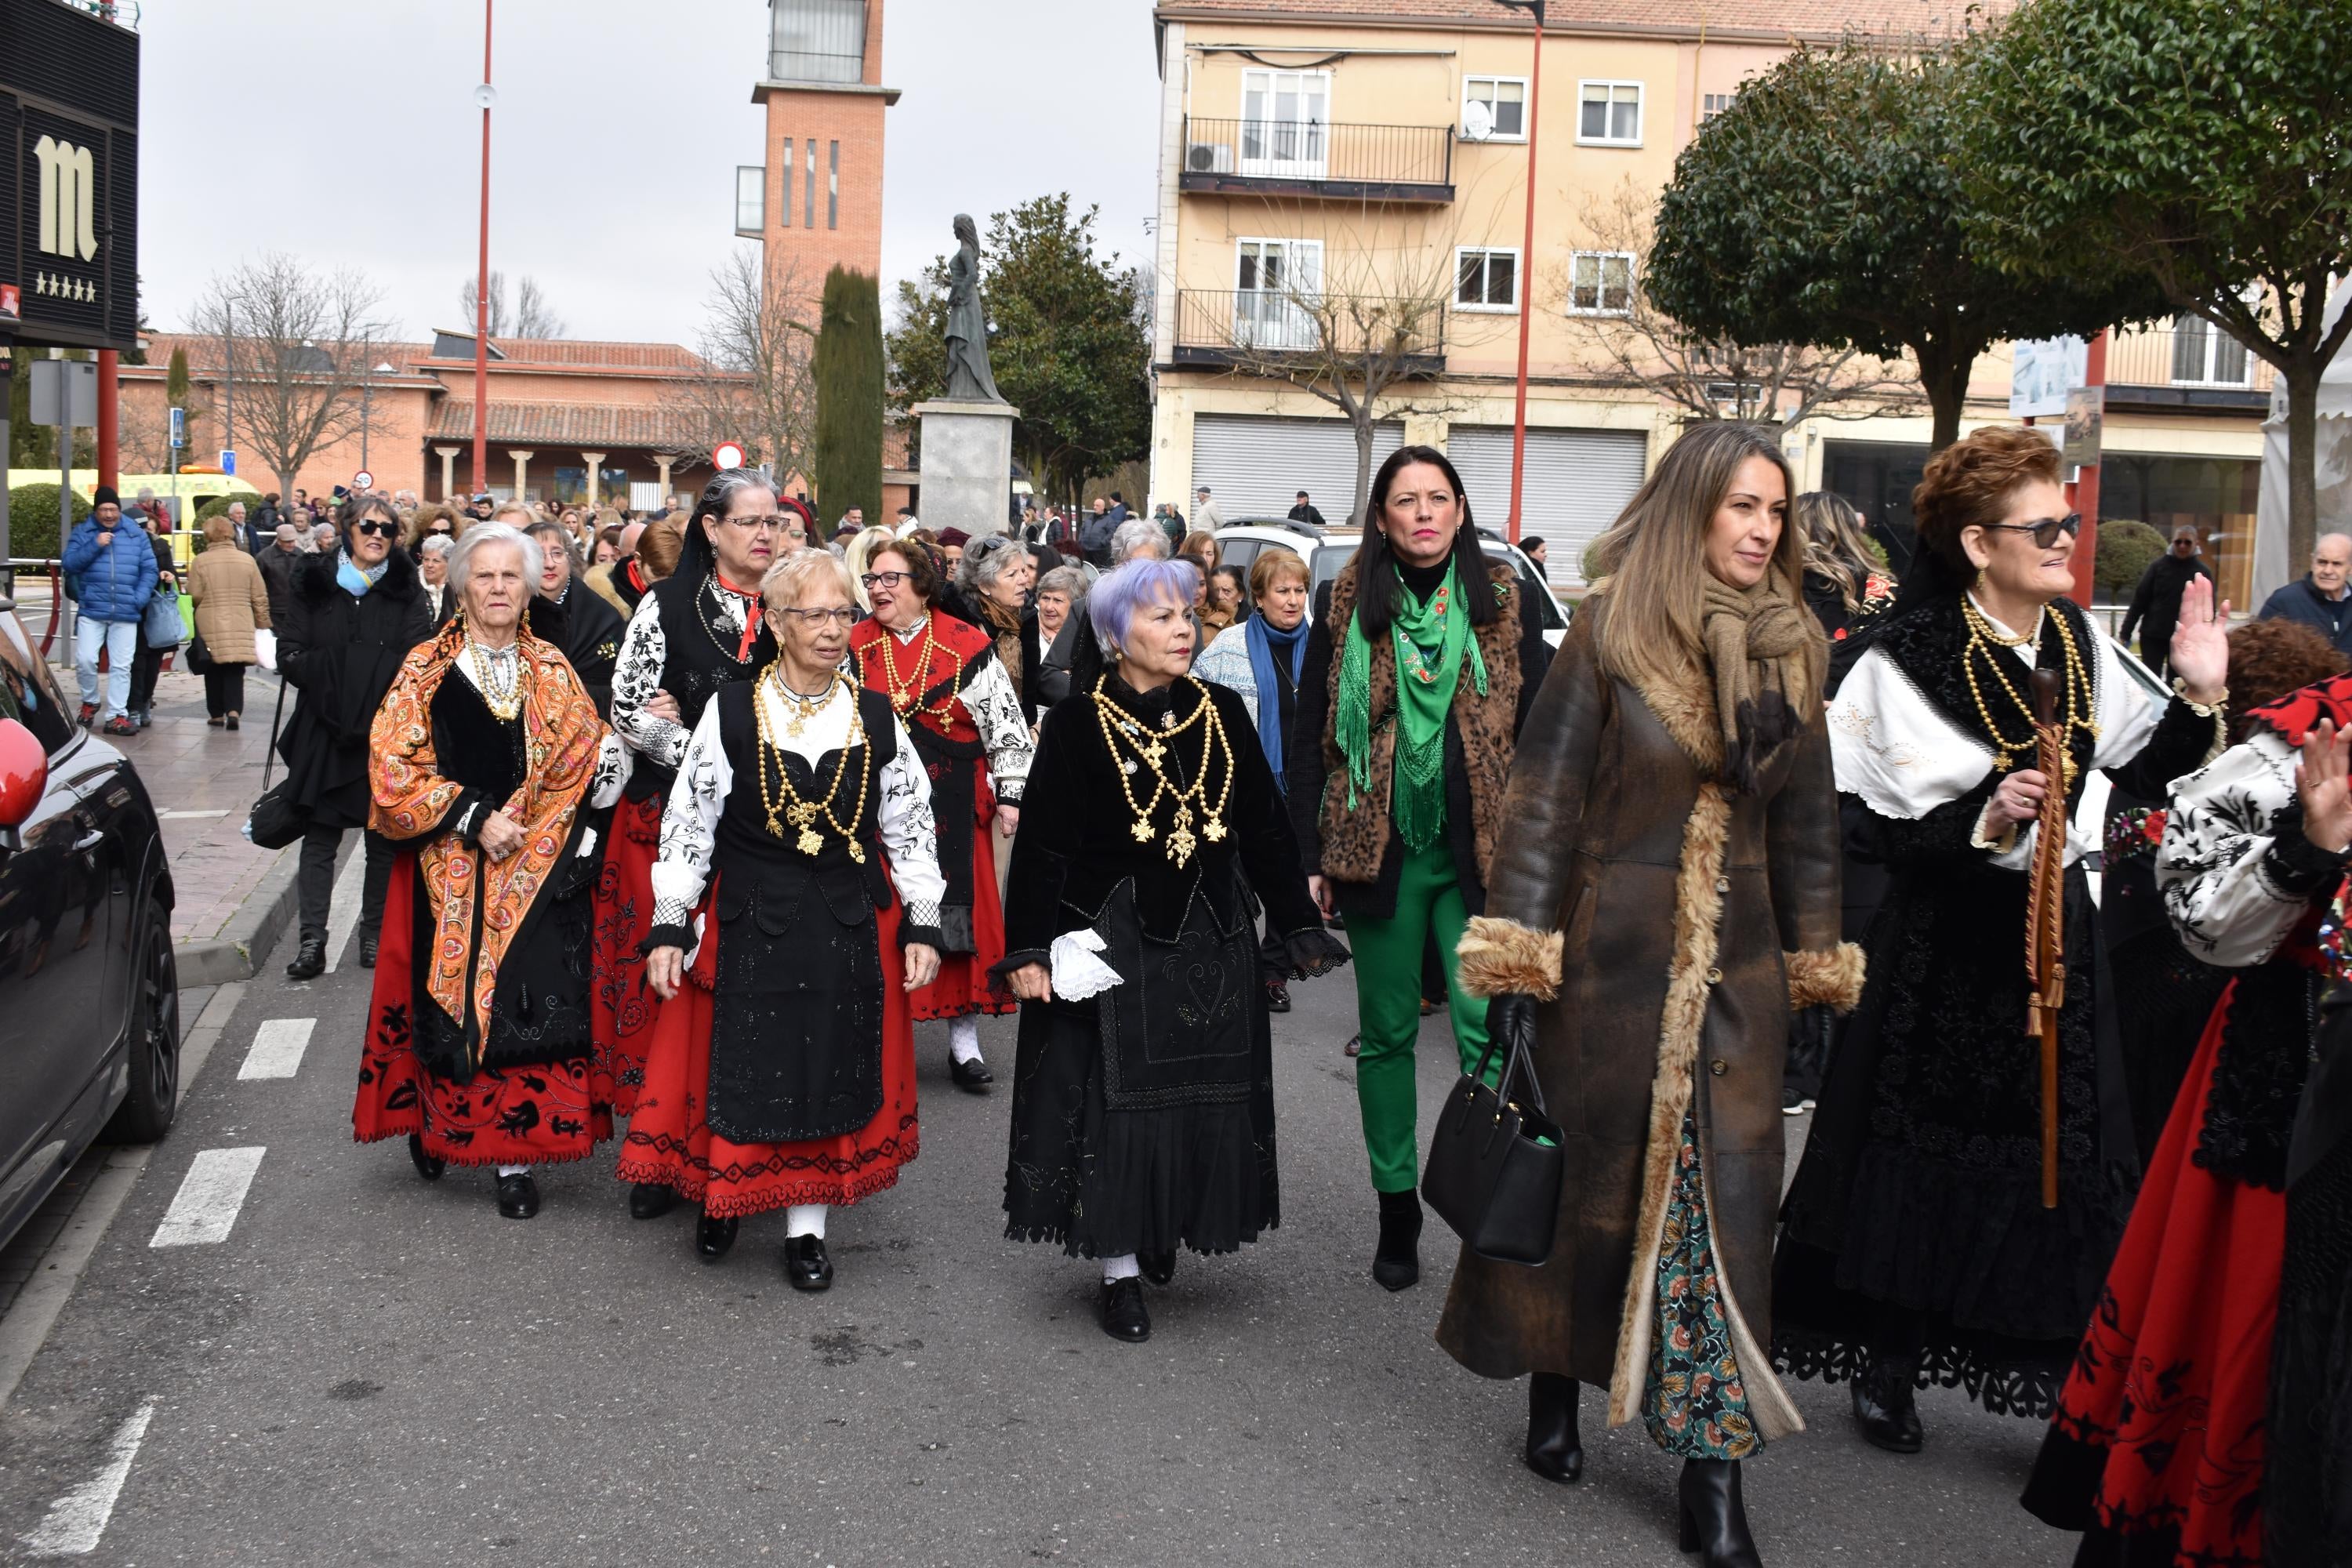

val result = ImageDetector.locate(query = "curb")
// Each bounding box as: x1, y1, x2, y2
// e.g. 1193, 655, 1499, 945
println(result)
173, 844, 298, 986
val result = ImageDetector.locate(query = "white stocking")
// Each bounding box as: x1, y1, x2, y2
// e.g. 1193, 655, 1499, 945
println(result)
786, 1203, 827, 1240
1101, 1253, 1140, 1283
948, 1014, 984, 1065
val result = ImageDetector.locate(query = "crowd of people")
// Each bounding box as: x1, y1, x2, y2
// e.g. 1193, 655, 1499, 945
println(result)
53, 427, 2352, 1566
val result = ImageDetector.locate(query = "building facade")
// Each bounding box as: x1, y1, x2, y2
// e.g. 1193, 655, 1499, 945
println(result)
1146, 0, 2268, 597
739, 0, 894, 296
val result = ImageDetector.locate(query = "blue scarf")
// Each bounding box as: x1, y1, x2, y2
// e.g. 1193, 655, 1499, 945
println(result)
1244, 612, 1309, 789
336, 548, 387, 599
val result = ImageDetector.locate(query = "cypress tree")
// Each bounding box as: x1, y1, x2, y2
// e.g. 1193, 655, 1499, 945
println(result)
166, 346, 190, 408
811, 264, 884, 532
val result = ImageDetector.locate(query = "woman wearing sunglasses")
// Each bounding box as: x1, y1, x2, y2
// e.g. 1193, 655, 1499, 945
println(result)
1776, 426, 2230, 1457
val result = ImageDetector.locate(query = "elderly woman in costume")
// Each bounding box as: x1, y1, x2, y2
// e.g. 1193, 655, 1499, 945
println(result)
1775, 426, 2230, 1456
849, 541, 1033, 1091
623, 551, 945, 1290
952, 533, 1040, 723
997, 558, 1347, 1344
595, 470, 786, 1219
352, 523, 629, 1220
1437, 423, 1856, 1566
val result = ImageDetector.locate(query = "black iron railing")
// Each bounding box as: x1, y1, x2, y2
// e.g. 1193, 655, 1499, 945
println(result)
1171, 290, 1446, 372
1178, 118, 1454, 197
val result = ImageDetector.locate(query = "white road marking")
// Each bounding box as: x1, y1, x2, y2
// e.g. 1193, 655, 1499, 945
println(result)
237, 1018, 314, 1080
148, 1148, 265, 1248
20, 1398, 156, 1556
156, 808, 230, 819
321, 840, 367, 975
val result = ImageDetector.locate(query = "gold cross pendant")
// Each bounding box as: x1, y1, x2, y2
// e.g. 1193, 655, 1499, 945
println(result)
1203, 818, 1227, 843
1130, 819, 1156, 843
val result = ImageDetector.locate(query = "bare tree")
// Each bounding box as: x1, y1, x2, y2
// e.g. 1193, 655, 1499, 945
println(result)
669, 245, 819, 490
1554, 180, 1922, 426
188, 254, 396, 513
456, 270, 567, 339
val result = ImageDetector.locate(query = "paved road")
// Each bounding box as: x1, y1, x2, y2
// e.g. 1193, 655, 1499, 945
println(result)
0, 934, 2068, 1566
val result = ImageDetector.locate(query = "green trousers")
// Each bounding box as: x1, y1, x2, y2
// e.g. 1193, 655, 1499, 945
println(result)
1348, 837, 1491, 1194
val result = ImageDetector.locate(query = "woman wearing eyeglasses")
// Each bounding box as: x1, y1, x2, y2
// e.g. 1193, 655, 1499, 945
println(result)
1774, 426, 2231, 1455
849, 543, 1034, 1091
629, 550, 945, 1286
599, 470, 785, 1221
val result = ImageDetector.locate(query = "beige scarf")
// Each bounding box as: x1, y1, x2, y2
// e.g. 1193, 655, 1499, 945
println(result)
1699, 578, 1822, 795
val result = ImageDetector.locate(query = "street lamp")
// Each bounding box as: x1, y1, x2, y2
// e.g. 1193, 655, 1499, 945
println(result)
361, 359, 394, 473
1491, 0, 1544, 545
472, 2, 496, 497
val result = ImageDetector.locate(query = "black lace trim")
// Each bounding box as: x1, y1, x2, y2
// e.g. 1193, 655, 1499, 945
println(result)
2194, 962, 2318, 1192
1769, 1326, 2065, 1419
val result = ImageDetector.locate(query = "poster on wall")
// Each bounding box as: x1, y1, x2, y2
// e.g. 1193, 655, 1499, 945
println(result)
2009, 336, 2088, 419
2063, 385, 2106, 471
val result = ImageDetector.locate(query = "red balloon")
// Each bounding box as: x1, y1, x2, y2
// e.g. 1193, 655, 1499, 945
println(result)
0, 718, 47, 829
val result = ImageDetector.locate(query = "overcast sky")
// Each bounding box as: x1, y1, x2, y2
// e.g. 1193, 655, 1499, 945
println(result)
136, 0, 1162, 347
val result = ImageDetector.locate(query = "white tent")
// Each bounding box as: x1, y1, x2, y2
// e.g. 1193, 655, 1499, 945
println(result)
2254, 280, 2352, 609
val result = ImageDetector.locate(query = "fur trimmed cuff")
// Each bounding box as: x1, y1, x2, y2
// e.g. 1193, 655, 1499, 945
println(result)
1455, 916, 1564, 1002
1785, 943, 1867, 1014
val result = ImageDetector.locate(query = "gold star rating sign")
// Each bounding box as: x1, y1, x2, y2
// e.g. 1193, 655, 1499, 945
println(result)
34, 271, 97, 303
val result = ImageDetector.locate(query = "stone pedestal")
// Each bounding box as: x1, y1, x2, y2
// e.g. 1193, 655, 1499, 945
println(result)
912, 399, 1018, 538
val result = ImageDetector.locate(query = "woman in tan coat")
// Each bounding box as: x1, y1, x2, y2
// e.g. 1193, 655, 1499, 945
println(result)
1443, 423, 1861, 1566
187, 516, 272, 729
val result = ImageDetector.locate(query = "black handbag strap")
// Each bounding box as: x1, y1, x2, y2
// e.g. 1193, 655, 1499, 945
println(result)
1463, 1004, 1552, 1123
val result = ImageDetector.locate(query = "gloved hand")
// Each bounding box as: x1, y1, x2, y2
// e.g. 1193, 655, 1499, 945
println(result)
1483, 992, 1540, 1088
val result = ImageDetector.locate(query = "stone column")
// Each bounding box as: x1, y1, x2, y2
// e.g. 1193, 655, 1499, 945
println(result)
655, 455, 674, 507
510, 450, 535, 503
434, 446, 461, 501
582, 452, 607, 510
910, 400, 1020, 541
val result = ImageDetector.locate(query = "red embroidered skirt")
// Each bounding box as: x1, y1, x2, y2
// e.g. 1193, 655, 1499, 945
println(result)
590, 793, 666, 1115
615, 886, 920, 1218
352, 851, 614, 1167
2023, 978, 2279, 1564
910, 804, 1014, 1023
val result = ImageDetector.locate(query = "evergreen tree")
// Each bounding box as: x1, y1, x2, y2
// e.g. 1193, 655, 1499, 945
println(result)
811, 265, 884, 532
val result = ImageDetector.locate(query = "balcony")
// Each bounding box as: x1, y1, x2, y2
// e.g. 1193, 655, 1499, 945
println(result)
1178, 118, 1454, 204
1169, 289, 1446, 376
2103, 323, 2272, 412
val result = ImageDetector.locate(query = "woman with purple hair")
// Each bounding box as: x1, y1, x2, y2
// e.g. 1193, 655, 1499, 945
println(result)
993, 557, 1348, 1343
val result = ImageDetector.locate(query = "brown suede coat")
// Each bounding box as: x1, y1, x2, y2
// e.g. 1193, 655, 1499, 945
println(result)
1441, 601, 1859, 1439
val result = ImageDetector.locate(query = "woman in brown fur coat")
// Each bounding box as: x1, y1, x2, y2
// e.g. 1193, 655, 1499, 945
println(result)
1443, 423, 1861, 1567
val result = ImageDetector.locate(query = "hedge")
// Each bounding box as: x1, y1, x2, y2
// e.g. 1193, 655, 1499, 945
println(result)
5, 483, 91, 561
2094, 518, 2168, 602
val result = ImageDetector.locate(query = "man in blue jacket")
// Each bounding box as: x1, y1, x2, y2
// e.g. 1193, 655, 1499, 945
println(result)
63, 486, 160, 735
2257, 532, 2352, 657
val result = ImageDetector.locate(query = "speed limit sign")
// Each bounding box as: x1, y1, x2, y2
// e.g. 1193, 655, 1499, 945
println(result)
354, 469, 375, 490
712, 441, 746, 471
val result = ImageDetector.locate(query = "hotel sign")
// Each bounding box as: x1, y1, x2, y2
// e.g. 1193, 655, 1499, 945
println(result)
0, 0, 140, 351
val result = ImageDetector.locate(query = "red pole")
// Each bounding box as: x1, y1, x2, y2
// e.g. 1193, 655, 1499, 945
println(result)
2065, 329, 2107, 607
1505, 3, 1544, 544
471, 0, 494, 496
96, 349, 119, 492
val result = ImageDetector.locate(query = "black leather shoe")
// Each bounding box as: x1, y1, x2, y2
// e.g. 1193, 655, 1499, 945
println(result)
495, 1172, 539, 1220
1098, 1277, 1151, 1342
285, 936, 326, 981
630, 1181, 680, 1220
1524, 1373, 1584, 1484
406, 1134, 445, 1182
1678, 1459, 1763, 1567
358, 931, 379, 968
1372, 1189, 1423, 1291
1140, 1250, 1177, 1287
1264, 977, 1292, 1014
783, 1234, 833, 1291
1852, 1356, 1924, 1454
696, 1210, 739, 1261
949, 1055, 994, 1094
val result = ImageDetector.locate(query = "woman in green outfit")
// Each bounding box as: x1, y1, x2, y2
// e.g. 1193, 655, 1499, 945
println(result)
1290, 445, 1552, 1292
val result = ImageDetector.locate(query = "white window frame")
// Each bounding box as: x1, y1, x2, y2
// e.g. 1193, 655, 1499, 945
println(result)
1233, 236, 1323, 350
1238, 67, 1332, 180
2169, 310, 2256, 388
1454, 246, 1522, 314
1461, 74, 1530, 142
1566, 249, 1636, 318
1575, 79, 1645, 147
1700, 91, 1734, 124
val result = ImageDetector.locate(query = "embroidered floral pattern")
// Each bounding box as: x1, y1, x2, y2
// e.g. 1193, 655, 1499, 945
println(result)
1644, 1112, 1761, 1461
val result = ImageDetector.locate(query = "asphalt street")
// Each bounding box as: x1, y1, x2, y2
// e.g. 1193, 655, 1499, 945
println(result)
0, 928, 2069, 1566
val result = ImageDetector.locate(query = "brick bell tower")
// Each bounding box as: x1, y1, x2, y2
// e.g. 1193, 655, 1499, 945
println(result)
743, 0, 895, 289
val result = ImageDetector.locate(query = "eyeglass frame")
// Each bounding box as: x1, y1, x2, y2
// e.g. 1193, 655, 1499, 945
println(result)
769, 605, 860, 628
713, 513, 804, 535
858, 569, 912, 590
1977, 512, 2083, 550
352, 518, 400, 539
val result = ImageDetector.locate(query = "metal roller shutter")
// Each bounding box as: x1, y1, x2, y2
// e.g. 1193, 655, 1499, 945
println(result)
1444, 426, 1648, 585
1189, 414, 1404, 524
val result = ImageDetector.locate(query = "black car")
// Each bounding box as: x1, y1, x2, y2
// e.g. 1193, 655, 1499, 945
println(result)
0, 601, 180, 1251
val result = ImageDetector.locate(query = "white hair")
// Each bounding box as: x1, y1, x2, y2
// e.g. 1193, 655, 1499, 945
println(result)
1111, 519, 1167, 564
448, 521, 543, 593
420, 534, 456, 561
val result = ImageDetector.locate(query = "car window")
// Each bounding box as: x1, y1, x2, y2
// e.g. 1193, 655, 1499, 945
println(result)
1496, 551, 1566, 630
1221, 541, 1262, 575
0, 612, 74, 755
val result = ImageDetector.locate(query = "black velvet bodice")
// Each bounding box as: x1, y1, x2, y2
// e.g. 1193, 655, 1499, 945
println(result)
430, 666, 526, 804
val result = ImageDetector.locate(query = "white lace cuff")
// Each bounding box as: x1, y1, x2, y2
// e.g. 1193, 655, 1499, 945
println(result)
1050, 928, 1123, 1001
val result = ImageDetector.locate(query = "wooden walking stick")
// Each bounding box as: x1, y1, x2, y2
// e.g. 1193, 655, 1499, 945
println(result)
2024, 668, 2068, 1210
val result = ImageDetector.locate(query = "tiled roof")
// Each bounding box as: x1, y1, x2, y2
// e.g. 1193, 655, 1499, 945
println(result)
416, 336, 711, 373
426, 401, 703, 450
1156, 0, 2001, 42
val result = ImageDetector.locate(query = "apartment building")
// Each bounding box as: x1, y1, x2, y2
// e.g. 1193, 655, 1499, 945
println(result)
1146, 0, 2270, 597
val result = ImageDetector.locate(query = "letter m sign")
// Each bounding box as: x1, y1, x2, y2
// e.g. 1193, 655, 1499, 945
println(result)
33, 135, 97, 263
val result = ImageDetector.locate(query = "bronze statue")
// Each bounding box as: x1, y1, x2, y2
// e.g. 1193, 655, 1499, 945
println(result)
944, 214, 1004, 403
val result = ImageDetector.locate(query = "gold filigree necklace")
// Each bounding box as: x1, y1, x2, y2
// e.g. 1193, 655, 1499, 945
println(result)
1091, 675, 1235, 867
753, 666, 869, 861
1959, 596, 2099, 782
466, 637, 527, 723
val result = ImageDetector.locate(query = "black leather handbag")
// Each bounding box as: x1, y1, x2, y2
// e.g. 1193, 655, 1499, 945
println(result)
245, 778, 305, 851
1422, 996, 1563, 1265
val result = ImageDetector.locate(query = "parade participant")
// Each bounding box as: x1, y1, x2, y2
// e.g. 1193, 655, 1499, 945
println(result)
953, 534, 1039, 722
848, 542, 1032, 1091
1775, 425, 2230, 1451
351, 523, 629, 1219
1028, 565, 1087, 720
2022, 661, 2352, 1566
418, 535, 458, 632
996, 559, 1347, 1342
1290, 445, 1552, 1292
622, 551, 946, 1287
1436, 423, 1853, 1567
597, 470, 785, 1217
277, 495, 431, 976
587, 511, 684, 622
524, 520, 625, 718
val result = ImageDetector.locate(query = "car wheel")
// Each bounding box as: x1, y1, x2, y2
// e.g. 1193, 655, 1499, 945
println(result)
103, 896, 180, 1143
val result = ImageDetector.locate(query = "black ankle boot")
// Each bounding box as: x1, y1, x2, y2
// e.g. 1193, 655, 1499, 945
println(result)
1524, 1372, 1584, 1483
1677, 1459, 1762, 1567
1852, 1352, 1924, 1453
1372, 1189, 1423, 1291
285, 935, 326, 981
